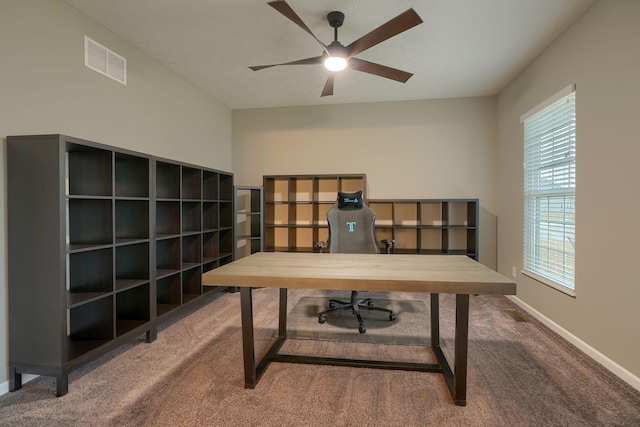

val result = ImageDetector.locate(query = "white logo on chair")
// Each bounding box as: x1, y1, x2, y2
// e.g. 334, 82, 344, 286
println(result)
346, 221, 356, 232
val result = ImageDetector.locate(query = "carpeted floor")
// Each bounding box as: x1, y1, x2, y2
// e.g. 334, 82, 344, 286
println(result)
0, 288, 639, 426
285, 295, 430, 345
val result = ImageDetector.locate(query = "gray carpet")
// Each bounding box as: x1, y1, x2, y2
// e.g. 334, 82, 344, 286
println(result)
285, 296, 429, 346
0, 289, 639, 426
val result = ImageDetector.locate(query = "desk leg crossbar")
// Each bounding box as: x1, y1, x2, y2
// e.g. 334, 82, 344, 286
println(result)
240, 287, 469, 406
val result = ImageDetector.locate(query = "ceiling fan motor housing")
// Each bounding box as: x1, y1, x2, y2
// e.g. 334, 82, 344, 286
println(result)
327, 11, 345, 28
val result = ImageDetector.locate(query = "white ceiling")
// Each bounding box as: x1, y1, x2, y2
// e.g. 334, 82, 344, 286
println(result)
64, 0, 597, 110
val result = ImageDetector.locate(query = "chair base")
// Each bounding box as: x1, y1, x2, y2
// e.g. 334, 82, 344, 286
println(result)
318, 291, 396, 333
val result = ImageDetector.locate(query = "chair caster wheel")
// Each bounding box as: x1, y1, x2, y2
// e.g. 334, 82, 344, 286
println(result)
358, 325, 366, 334
329, 302, 335, 308
389, 313, 397, 321
318, 315, 326, 324
367, 300, 374, 307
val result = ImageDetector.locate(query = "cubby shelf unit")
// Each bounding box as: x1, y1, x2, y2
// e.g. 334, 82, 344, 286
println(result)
261, 174, 478, 259
263, 174, 367, 252
234, 186, 264, 260
368, 199, 479, 259
7, 134, 233, 396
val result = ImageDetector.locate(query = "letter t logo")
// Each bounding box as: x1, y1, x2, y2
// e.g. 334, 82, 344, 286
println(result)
346, 221, 356, 232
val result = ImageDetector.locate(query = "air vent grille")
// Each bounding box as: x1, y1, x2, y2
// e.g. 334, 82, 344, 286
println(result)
84, 36, 127, 85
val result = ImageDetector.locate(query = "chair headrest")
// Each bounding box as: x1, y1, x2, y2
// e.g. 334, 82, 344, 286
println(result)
337, 191, 364, 210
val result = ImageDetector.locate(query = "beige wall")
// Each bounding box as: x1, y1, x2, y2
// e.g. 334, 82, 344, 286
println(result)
1, 0, 232, 385
232, 97, 498, 268
497, 0, 640, 378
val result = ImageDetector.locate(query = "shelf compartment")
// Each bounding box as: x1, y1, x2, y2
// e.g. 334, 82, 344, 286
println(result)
338, 176, 365, 194
315, 227, 329, 248
182, 266, 202, 303
314, 203, 332, 226
420, 202, 445, 227
265, 227, 289, 251
202, 231, 219, 261
156, 201, 180, 236
394, 202, 419, 227
202, 171, 219, 200
448, 228, 477, 256
219, 201, 233, 229
265, 203, 288, 225
292, 203, 313, 225
219, 255, 233, 266
314, 177, 339, 202
67, 296, 114, 361
292, 227, 314, 251
236, 187, 262, 213
202, 260, 218, 273
369, 202, 393, 226
218, 229, 233, 258
420, 229, 444, 253
291, 178, 313, 202
236, 238, 263, 258
115, 243, 149, 290
265, 178, 289, 202
182, 201, 202, 232
156, 237, 181, 276
219, 174, 233, 201
116, 283, 150, 336
115, 153, 149, 198
202, 202, 219, 231
67, 198, 113, 248
393, 229, 419, 253
156, 161, 181, 199
115, 200, 149, 242
156, 273, 181, 316
375, 227, 393, 247
448, 201, 478, 227
182, 166, 202, 200
236, 213, 261, 238
68, 248, 113, 303
182, 234, 202, 268
66, 143, 112, 197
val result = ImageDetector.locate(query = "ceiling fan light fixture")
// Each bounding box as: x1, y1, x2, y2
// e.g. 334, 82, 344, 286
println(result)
324, 56, 348, 72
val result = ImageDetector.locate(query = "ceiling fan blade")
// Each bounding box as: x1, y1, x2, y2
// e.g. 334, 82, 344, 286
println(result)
321, 75, 334, 97
349, 58, 413, 83
346, 9, 423, 58
249, 55, 324, 71
268, 1, 328, 53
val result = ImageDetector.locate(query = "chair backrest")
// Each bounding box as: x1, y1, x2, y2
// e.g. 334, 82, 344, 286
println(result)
327, 191, 379, 254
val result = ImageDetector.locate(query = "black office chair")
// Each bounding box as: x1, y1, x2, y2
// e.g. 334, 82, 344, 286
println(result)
317, 191, 396, 333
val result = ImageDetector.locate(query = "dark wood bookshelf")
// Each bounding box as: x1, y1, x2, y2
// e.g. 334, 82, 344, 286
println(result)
7, 134, 233, 396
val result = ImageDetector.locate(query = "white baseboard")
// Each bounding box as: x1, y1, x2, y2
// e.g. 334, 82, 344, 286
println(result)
0, 374, 39, 396
507, 295, 640, 392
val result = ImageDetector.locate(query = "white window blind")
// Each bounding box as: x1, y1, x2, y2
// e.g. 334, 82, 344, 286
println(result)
521, 85, 576, 293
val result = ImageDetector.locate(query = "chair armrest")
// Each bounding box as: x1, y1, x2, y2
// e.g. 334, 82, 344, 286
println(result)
381, 239, 395, 254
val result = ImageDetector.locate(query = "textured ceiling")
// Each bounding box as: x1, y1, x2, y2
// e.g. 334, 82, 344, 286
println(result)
63, 0, 597, 110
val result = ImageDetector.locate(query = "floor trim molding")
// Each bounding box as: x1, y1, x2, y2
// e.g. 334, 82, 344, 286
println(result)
507, 295, 640, 392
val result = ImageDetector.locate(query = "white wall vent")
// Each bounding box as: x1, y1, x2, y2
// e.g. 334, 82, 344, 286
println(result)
84, 36, 127, 85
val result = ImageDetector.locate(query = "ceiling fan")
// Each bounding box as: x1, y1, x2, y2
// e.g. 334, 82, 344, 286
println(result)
249, 1, 423, 97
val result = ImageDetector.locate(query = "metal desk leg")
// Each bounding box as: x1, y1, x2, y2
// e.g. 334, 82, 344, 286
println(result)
430, 293, 440, 348
454, 294, 470, 406
278, 288, 287, 338
240, 287, 257, 388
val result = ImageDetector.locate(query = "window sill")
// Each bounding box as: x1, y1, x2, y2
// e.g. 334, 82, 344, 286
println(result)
521, 269, 576, 298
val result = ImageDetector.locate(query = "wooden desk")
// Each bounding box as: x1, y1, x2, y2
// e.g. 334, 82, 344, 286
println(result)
202, 252, 516, 406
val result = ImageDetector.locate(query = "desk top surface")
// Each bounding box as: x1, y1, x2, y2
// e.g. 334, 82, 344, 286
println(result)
202, 252, 516, 295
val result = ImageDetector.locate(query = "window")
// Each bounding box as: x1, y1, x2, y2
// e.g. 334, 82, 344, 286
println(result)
520, 85, 576, 295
